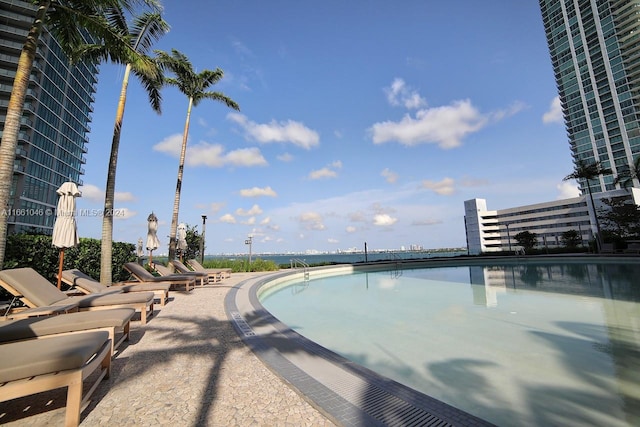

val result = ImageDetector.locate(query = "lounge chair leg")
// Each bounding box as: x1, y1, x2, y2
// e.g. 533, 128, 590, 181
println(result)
65, 376, 83, 427
103, 349, 111, 379
124, 321, 130, 342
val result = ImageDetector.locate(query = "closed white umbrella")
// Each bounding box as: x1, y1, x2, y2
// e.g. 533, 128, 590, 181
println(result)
146, 212, 160, 265
51, 182, 81, 289
177, 223, 187, 260
136, 237, 144, 258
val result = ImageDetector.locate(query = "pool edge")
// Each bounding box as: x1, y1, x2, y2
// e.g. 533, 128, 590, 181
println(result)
224, 267, 497, 427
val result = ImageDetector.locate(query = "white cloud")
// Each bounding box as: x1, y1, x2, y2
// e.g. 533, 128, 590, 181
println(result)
223, 148, 268, 167
79, 184, 103, 202
369, 99, 488, 149
115, 192, 135, 202
309, 160, 342, 180
422, 177, 456, 195
219, 214, 236, 224
373, 214, 398, 226
543, 96, 563, 124
236, 204, 263, 216
231, 38, 254, 58
384, 78, 427, 110
489, 101, 528, 121
309, 168, 335, 179
556, 181, 580, 199
153, 134, 183, 157
77, 185, 135, 204
227, 112, 320, 149
328, 238, 339, 243
346, 225, 357, 233
298, 211, 325, 230
278, 153, 294, 162
381, 168, 398, 184
114, 207, 136, 220
209, 202, 226, 213
153, 134, 267, 167
349, 212, 367, 222
239, 186, 277, 197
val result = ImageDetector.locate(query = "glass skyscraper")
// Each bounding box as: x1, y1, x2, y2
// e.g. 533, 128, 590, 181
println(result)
539, 0, 640, 193
0, 0, 97, 233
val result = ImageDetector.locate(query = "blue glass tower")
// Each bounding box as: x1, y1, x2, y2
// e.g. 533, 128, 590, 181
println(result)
539, 0, 640, 192
0, 0, 97, 233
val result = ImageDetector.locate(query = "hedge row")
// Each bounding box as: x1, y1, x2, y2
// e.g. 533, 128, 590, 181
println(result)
4, 234, 137, 285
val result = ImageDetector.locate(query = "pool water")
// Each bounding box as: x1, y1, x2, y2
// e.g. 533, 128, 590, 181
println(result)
260, 262, 640, 427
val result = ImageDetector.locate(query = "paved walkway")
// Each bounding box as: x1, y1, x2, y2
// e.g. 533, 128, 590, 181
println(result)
0, 272, 336, 426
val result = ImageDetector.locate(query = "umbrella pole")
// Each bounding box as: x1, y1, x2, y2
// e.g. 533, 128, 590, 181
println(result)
149, 250, 153, 267
57, 248, 64, 289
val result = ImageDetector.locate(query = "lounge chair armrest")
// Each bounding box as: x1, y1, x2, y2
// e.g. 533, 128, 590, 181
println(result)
2, 303, 79, 320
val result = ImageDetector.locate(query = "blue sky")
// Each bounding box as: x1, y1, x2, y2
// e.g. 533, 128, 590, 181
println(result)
74, 0, 579, 255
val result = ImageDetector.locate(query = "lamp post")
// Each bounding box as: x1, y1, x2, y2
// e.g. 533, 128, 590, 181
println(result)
200, 215, 207, 264
505, 223, 512, 253
245, 235, 253, 265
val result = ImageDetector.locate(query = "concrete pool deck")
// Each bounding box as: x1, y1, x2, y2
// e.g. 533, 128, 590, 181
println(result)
0, 269, 490, 426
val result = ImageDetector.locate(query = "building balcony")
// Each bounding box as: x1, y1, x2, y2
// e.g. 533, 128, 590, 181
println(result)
15, 146, 27, 158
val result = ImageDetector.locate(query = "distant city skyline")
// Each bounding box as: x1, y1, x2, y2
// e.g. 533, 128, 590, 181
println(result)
69, 1, 576, 254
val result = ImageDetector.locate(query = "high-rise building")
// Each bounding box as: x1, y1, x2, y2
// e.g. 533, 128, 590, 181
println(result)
539, 0, 640, 192
0, 0, 97, 233
464, 1, 640, 254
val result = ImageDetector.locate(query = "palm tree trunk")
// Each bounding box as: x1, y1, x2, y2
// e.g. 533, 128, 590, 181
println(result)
100, 63, 131, 284
586, 183, 603, 253
0, 2, 49, 270
168, 96, 193, 262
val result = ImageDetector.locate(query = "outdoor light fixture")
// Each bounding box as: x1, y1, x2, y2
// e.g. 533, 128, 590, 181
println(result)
200, 215, 207, 264
245, 236, 253, 264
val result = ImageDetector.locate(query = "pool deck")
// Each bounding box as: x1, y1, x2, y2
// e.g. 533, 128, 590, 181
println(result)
0, 270, 492, 427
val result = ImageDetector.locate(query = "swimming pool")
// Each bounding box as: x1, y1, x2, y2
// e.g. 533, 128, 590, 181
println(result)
258, 258, 640, 426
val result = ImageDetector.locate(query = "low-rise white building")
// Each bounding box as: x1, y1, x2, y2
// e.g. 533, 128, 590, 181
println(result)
464, 189, 640, 255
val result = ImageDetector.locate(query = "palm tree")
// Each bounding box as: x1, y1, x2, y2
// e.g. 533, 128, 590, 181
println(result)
614, 155, 640, 189
100, 12, 169, 285
0, 0, 161, 270
155, 49, 240, 262
564, 159, 612, 252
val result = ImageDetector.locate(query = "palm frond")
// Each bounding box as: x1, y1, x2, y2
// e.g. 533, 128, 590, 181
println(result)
129, 12, 169, 53
195, 91, 240, 110
131, 62, 163, 113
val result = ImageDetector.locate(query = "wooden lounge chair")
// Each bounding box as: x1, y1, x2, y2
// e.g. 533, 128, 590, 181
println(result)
156, 262, 207, 286
123, 262, 196, 292
600, 242, 616, 253
0, 331, 111, 426
0, 268, 155, 325
623, 242, 640, 254
0, 308, 135, 356
187, 259, 231, 280
61, 269, 170, 306
171, 259, 219, 284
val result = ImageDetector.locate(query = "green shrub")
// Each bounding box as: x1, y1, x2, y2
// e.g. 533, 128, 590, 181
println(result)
4, 234, 137, 285
202, 257, 279, 272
